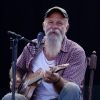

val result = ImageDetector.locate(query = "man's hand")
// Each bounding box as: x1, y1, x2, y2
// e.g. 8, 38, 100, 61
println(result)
43, 70, 60, 83
9, 76, 22, 91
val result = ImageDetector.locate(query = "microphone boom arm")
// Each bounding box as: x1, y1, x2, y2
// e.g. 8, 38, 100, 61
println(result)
7, 31, 36, 45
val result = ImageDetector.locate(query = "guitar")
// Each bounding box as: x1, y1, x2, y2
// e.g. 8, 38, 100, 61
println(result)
16, 63, 69, 100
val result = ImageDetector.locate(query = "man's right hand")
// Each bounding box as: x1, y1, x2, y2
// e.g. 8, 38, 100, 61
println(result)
9, 77, 22, 91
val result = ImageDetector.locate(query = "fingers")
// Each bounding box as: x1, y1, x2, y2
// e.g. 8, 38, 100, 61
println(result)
9, 77, 21, 91
42, 70, 50, 82
42, 69, 60, 84
9, 80, 12, 90
49, 66, 56, 72
43, 70, 55, 83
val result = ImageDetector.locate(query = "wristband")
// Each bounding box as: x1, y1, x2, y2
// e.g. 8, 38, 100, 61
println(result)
53, 75, 61, 84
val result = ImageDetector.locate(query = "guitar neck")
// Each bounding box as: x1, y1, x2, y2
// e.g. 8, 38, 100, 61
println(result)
26, 63, 69, 86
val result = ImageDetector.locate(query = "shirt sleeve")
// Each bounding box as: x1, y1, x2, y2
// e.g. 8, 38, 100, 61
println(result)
16, 43, 33, 74
61, 48, 87, 87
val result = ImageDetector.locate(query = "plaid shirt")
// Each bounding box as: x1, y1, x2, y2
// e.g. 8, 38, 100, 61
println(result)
16, 36, 87, 100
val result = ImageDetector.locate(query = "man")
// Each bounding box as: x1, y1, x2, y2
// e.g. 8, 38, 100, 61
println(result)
2, 6, 87, 100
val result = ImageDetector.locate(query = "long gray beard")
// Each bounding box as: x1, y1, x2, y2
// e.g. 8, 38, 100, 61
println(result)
45, 29, 63, 58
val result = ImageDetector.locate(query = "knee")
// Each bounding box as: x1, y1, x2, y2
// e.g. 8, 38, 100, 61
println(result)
59, 82, 81, 100
2, 93, 12, 100
2, 93, 28, 100
64, 82, 81, 94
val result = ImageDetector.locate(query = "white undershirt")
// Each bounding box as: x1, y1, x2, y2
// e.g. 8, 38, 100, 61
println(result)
31, 50, 59, 100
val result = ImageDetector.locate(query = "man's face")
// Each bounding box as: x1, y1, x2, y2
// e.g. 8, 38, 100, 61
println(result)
43, 11, 69, 41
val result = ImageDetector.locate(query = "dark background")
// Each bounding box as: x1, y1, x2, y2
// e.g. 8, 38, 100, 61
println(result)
0, 0, 100, 100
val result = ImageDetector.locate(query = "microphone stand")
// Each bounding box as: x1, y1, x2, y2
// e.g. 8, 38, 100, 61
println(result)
8, 31, 37, 100
10, 37, 18, 100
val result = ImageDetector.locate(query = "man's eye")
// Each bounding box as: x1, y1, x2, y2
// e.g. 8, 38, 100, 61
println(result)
49, 21, 53, 24
58, 22, 63, 25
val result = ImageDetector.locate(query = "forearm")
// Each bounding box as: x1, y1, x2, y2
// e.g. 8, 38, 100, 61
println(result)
53, 76, 69, 94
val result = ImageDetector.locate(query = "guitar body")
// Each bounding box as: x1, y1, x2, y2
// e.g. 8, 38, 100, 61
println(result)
16, 64, 69, 100
21, 83, 37, 100
16, 68, 43, 100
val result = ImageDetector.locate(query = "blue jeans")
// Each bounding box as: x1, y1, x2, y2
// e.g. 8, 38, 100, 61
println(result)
50, 82, 81, 100
58, 82, 81, 100
2, 82, 81, 100
2, 93, 28, 100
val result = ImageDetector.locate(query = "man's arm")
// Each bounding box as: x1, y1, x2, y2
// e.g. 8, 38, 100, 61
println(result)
9, 67, 23, 90
9, 67, 23, 79
53, 75, 69, 94
44, 70, 69, 94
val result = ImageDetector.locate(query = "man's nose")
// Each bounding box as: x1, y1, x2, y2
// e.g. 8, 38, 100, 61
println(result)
52, 24, 58, 29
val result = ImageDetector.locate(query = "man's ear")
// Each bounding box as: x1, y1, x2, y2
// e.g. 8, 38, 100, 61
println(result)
66, 24, 70, 32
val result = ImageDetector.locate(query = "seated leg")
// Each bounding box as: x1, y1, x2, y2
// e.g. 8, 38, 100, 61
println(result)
2, 92, 28, 100
58, 82, 81, 100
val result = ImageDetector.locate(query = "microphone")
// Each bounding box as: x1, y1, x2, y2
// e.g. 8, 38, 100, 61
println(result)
7, 30, 36, 45
7, 30, 22, 38
36, 32, 44, 49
